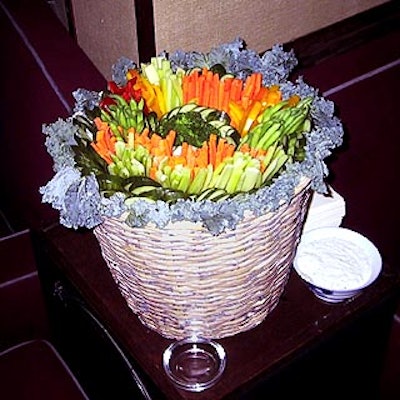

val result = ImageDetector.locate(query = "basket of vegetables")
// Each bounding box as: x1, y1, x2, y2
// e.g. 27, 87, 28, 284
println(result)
40, 39, 343, 339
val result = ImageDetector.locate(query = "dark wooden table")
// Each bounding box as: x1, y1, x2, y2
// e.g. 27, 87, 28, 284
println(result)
36, 223, 400, 400
29, 5, 400, 399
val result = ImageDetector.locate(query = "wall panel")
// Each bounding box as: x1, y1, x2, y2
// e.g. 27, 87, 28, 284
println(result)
153, 0, 388, 54
70, 0, 389, 78
70, 0, 139, 79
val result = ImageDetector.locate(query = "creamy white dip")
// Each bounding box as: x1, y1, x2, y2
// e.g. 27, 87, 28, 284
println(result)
295, 237, 371, 290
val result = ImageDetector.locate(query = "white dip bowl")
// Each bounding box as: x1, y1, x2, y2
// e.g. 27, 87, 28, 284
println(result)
293, 227, 382, 303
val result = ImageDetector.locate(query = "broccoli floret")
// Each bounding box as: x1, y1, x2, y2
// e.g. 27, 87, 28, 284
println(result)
157, 111, 217, 148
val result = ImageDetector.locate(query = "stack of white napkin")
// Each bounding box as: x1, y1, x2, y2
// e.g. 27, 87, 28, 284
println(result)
302, 185, 346, 233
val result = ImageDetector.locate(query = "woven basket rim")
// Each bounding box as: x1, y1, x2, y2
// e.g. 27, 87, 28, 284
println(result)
106, 176, 311, 233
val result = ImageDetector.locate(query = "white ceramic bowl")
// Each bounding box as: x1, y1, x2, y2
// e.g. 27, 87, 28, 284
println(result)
293, 227, 382, 303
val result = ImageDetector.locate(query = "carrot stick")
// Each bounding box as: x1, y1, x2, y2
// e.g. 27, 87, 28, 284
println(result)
230, 79, 243, 102
242, 74, 255, 98
218, 80, 225, 111
135, 128, 151, 150
198, 142, 209, 167
182, 75, 189, 103
93, 129, 114, 157
211, 72, 220, 109
206, 69, 213, 83
208, 134, 217, 167
255, 86, 269, 105
189, 69, 198, 95
186, 145, 197, 169
134, 131, 143, 147
215, 137, 226, 167
94, 117, 109, 131
168, 155, 186, 168
241, 73, 264, 109
181, 142, 189, 159
241, 75, 253, 109
188, 72, 199, 103
150, 132, 161, 147
141, 127, 150, 140
239, 143, 251, 153
224, 143, 235, 159
90, 142, 113, 164
165, 130, 176, 154
201, 80, 211, 107
210, 84, 218, 109
104, 128, 115, 151
151, 142, 164, 156
222, 83, 232, 113
223, 77, 233, 92
149, 165, 157, 180
196, 74, 205, 103
252, 73, 262, 99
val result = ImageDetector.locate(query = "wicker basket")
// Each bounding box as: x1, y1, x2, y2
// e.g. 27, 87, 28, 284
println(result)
93, 179, 311, 339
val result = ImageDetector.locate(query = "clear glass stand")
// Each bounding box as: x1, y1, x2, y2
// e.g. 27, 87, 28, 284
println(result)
162, 336, 226, 392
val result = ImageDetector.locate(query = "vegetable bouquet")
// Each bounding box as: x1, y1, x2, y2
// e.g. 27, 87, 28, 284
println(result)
40, 38, 343, 235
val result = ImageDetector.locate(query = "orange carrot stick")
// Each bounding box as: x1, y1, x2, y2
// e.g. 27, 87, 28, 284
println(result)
230, 78, 243, 102
182, 75, 189, 103
242, 74, 254, 98
208, 134, 217, 167
205, 69, 214, 83
210, 85, 218, 109
90, 142, 113, 164
94, 117, 109, 131
198, 142, 209, 167
215, 137, 226, 167
196, 74, 205, 103
201, 80, 211, 107
252, 73, 262, 99
149, 165, 158, 180
218, 80, 225, 111
165, 130, 176, 154
239, 143, 251, 153
189, 72, 198, 103
224, 143, 235, 159
222, 83, 232, 113
186, 145, 197, 169
181, 142, 189, 159
211, 72, 220, 109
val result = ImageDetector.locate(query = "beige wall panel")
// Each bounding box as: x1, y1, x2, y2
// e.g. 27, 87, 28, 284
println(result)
153, 0, 388, 54
71, 0, 139, 79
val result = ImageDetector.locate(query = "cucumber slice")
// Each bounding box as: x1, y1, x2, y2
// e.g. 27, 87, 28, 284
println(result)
177, 103, 198, 114
165, 107, 180, 119
130, 185, 160, 196
206, 189, 230, 201
196, 187, 215, 202
199, 108, 220, 121
221, 73, 234, 81
196, 188, 226, 201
